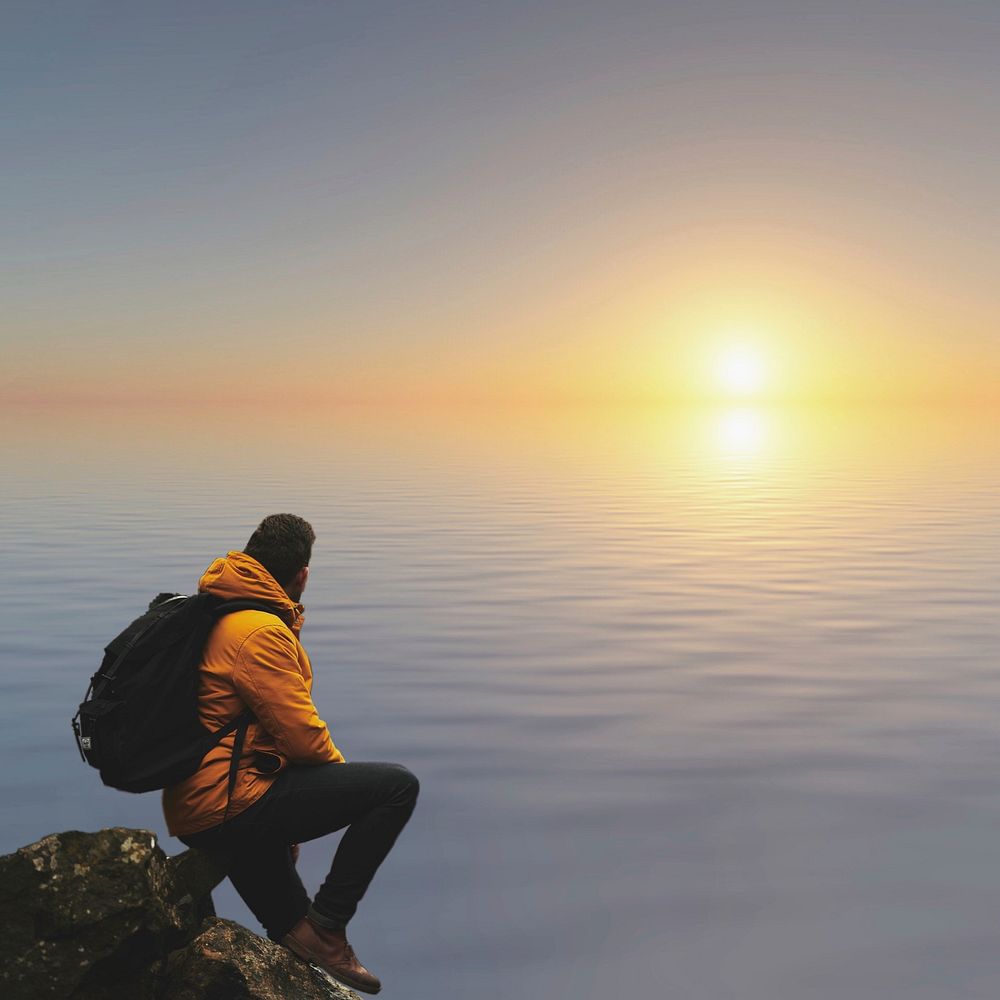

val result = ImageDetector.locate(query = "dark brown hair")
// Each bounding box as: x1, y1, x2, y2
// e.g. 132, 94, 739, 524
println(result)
243, 513, 316, 586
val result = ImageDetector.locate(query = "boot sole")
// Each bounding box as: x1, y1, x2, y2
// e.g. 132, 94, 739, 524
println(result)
309, 960, 382, 995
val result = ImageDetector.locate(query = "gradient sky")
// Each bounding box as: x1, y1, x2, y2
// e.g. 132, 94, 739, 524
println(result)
3, 1, 999, 408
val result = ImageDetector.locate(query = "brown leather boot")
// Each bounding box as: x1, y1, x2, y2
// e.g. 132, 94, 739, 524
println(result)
282, 916, 382, 995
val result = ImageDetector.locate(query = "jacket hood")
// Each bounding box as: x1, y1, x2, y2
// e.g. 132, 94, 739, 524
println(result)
198, 551, 304, 630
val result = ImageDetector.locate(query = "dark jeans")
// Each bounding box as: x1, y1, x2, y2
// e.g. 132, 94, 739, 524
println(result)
180, 761, 419, 941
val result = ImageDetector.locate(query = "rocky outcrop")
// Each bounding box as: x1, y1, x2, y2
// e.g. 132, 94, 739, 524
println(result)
0, 828, 358, 1000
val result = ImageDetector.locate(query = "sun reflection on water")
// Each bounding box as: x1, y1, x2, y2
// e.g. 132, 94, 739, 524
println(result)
712, 406, 769, 458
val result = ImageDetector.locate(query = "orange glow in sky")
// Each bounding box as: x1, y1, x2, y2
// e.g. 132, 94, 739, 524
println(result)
2, 5, 999, 417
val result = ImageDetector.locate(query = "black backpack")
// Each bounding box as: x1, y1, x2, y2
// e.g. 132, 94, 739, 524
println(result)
72, 592, 284, 804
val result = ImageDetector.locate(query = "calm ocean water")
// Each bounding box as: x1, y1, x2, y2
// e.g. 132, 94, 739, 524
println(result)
1, 405, 998, 999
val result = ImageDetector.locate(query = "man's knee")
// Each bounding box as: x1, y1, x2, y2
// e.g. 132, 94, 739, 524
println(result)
386, 762, 419, 802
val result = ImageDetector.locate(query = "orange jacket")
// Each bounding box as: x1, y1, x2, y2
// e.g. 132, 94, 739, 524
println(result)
162, 551, 345, 836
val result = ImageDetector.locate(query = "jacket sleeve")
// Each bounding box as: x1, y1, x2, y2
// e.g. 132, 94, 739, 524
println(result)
232, 624, 345, 764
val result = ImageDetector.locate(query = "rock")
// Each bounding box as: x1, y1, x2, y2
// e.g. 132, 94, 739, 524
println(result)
164, 918, 357, 999
0, 827, 211, 1000
0, 829, 360, 1000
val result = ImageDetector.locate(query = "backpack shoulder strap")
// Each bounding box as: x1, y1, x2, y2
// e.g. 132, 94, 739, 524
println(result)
218, 709, 255, 823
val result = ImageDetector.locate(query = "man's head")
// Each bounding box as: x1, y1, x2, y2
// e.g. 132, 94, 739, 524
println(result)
243, 513, 316, 601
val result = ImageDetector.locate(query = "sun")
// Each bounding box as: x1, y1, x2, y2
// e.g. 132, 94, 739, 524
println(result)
716, 344, 766, 396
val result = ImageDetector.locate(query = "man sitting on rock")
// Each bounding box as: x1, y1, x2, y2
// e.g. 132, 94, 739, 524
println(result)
163, 513, 419, 995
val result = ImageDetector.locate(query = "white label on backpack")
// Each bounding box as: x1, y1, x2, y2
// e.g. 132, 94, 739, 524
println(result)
81, 737, 92, 749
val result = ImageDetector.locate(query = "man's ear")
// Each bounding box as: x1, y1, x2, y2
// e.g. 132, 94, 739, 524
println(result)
288, 564, 309, 598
